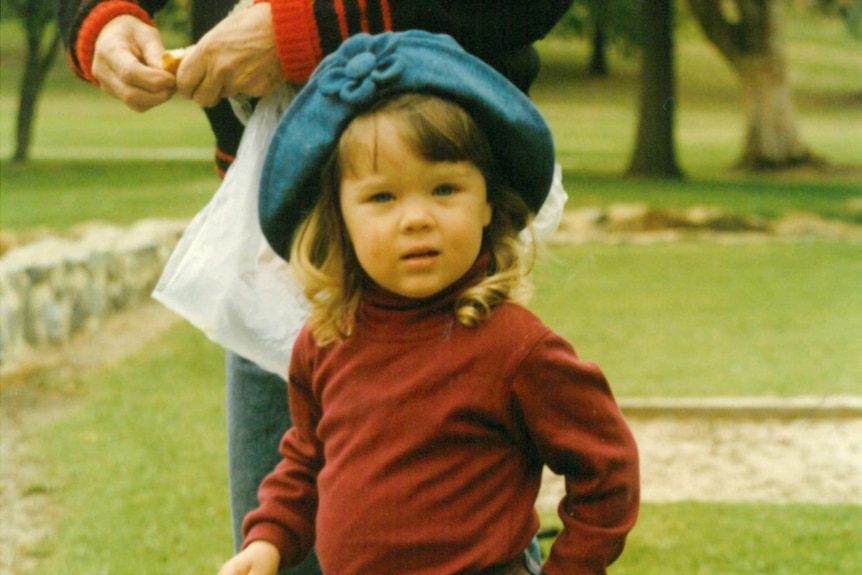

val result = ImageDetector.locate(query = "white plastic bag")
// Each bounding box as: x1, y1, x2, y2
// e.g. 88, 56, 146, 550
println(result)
526, 163, 567, 243
153, 86, 308, 379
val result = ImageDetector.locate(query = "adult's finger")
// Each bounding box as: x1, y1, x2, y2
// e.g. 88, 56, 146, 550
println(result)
175, 45, 224, 108
95, 54, 176, 111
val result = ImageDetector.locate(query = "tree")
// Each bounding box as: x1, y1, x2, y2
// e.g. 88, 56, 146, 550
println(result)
10, 0, 62, 163
627, 0, 683, 178
687, 0, 822, 170
557, 0, 641, 76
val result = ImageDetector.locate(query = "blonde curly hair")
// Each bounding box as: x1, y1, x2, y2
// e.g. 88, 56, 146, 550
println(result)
289, 93, 535, 345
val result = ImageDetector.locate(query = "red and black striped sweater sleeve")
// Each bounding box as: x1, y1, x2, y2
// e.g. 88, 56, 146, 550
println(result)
57, 0, 573, 85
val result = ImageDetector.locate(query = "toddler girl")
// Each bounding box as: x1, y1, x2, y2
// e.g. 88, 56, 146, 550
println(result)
219, 31, 638, 575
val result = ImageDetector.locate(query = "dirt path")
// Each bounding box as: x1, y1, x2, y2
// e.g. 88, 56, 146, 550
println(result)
537, 416, 862, 512
1, 387, 78, 575
1, 303, 182, 575
1, 303, 860, 574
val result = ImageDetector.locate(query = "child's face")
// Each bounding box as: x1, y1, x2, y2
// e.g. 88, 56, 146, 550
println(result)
339, 114, 493, 299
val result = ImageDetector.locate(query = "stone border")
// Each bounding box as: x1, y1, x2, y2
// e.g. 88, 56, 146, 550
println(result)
551, 202, 862, 245
0, 220, 187, 379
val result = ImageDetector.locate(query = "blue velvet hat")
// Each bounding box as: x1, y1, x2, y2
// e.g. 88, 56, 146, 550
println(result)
259, 30, 555, 258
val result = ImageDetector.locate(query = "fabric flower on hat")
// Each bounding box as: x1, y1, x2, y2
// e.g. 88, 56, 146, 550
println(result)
318, 34, 405, 105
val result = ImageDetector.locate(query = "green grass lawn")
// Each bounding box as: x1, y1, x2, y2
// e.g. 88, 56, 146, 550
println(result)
532, 242, 862, 397
0, 159, 217, 229
27, 325, 233, 575
544, 503, 862, 575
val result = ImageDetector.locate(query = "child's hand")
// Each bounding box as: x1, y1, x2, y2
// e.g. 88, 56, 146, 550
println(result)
217, 541, 280, 575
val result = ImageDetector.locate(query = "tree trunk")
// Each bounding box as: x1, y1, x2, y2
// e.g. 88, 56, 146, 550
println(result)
588, 23, 609, 76
13, 2, 61, 164
687, 0, 820, 171
736, 55, 813, 169
627, 0, 683, 178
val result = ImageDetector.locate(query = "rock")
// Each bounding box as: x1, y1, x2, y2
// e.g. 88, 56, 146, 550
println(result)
0, 231, 17, 257
771, 211, 854, 238
683, 206, 767, 232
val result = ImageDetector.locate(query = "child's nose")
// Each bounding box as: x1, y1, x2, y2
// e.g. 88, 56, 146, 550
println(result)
399, 198, 434, 231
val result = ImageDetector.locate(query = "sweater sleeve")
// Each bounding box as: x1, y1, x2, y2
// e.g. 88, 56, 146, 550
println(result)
260, 0, 573, 83
241, 326, 324, 570
512, 332, 640, 575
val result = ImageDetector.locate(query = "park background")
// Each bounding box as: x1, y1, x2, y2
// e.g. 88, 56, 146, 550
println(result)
1, 1, 860, 574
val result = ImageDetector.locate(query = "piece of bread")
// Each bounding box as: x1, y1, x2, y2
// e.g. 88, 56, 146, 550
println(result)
161, 48, 187, 74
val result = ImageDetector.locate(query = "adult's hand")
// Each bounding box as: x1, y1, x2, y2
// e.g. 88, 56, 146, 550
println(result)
177, 3, 283, 108
91, 15, 177, 112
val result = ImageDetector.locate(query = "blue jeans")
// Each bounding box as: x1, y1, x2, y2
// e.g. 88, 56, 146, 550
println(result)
524, 537, 543, 574
225, 352, 322, 575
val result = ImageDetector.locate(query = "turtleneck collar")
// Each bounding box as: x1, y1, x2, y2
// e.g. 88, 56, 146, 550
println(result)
352, 252, 491, 341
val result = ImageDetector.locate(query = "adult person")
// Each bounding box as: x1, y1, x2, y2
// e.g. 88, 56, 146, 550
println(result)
53, 2, 574, 573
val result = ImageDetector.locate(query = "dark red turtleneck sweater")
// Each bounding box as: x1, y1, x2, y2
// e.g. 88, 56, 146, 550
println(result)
243, 263, 639, 575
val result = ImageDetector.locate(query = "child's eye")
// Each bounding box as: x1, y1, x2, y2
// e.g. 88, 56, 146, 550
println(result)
433, 184, 456, 196
369, 191, 394, 203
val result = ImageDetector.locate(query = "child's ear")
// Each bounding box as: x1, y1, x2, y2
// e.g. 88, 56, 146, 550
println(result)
482, 201, 493, 227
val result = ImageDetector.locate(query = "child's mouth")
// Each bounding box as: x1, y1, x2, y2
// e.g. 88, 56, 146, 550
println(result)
402, 249, 440, 264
